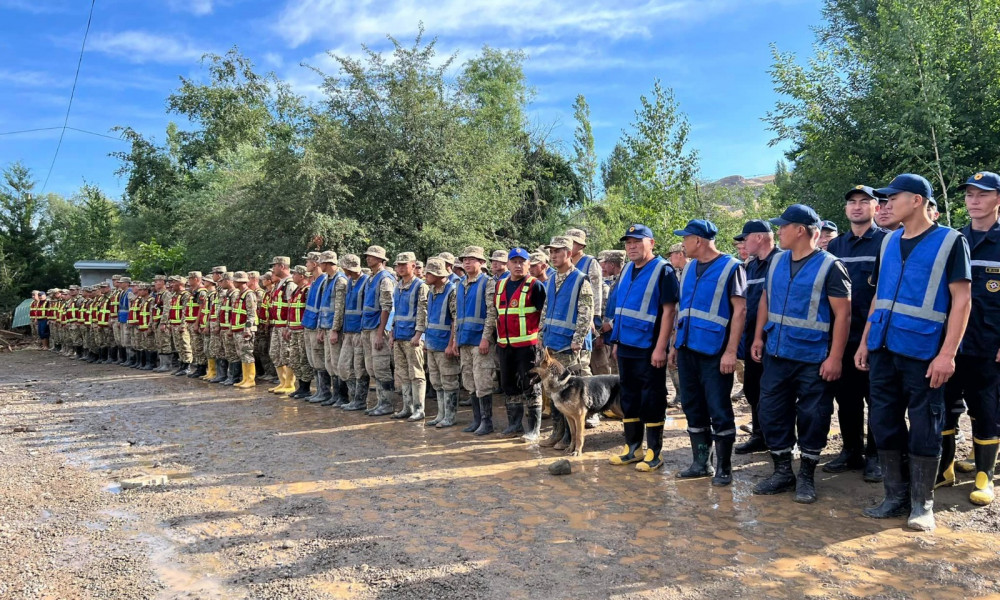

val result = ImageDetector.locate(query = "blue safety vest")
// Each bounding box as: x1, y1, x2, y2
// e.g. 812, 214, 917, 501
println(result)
959, 220, 1000, 358
541, 269, 593, 352
343, 273, 369, 334
610, 257, 670, 349
302, 273, 327, 330
318, 272, 345, 330
546, 266, 556, 280
455, 275, 488, 347
448, 273, 460, 285
675, 255, 740, 356
764, 250, 837, 364
362, 269, 393, 331
867, 226, 962, 361
392, 279, 424, 341
118, 290, 130, 323
739, 248, 782, 359
602, 276, 619, 344
424, 282, 455, 352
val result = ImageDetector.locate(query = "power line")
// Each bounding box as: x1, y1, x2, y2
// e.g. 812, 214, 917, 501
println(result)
40, 0, 97, 193
0, 126, 125, 141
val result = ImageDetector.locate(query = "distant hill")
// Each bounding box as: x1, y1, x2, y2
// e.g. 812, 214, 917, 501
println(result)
706, 174, 776, 189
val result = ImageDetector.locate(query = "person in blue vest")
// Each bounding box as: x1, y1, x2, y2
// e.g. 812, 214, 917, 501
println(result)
422, 258, 462, 428
437, 252, 461, 285
669, 219, 747, 486
733, 220, 780, 455
539, 236, 594, 449
338, 255, 372, 412
856, 174, 972, 532
358, 245, 396, 417
824, 185, 887, 481
315, 251, 348, 406
447, 246, 494, 431
937, 172, 1000, 505
608, 224, 679, 472
594, 250, 625, 376
390, 252, 429, 421
302, 251, 330, 403
750, 204, 852, 504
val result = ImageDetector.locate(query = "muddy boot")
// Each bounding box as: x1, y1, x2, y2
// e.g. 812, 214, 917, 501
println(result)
75, 346, 85, 360
863, 454, 883, 483
125, 348, 138, 367
134, 351, 145, 370
459, 392, 471, 407
969, 439, 998, 506
474, 395, 494, 436
541, 411, 566, 448
636, 423, 665, 472
369, 380, 395, 416
309, 371, 329, 403
907, 455, 940, 532
210, 359, 228, 383
956, 447, 976, 474
499, 400, 524, 438
172, 362, 189, 376
408, 380, 426, 421
678, 430, 715, 478
518, 404, 542, 443
290, 379, 311, 399
822, 448, 865, 474
428, 388, 446, 426
107, 346, 117, 364
151, 354, 166, 372
86, 350, 98, 363
392, 383, 414, 419
343, 376, 369, 411
332, 377, 350, 407
712, 436, 734, 487
462, 395, 483, 433
864, 450, 911, 518
222, 361, 239, 386
320, 375, 339, 406
438, 390, 460, 428
145, 351, 158, 371
554, 413, 574, 450
795, 456, 819, 504
935, 428, 957, 489
609, 420, 644, 465
186, 363, 203, 378
753, 452, 796, 495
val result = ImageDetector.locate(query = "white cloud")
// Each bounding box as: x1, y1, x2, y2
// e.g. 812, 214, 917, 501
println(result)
88, 31, 212, 64
273, 0, 781, 48
0, 69, 63, 87
167, 0, 213, 15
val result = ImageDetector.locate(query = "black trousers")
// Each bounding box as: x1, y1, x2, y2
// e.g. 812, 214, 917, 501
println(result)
831, 341, 876, 456
497, 344, 536, 398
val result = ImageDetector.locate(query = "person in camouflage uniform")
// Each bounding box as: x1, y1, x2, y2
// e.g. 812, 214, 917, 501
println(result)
165, 276, 193, 376
389, 252, 428, 421
423, 258, 462, 427
153, 275, 174, 372
134, 283, 156, 370
201, 267, 226, 381
196, 278, 217, 379
255, 271, 277, 383
286, 265, 313, 398
219, 273, 242, 386
338, 255, 371, 411
185, 271, 209, 378
268, 257, 298, 394
316, 251, 348, 406
247, 271, 268, 385
228, 271, 259, 388
359, 246, 396, 416
301, 252, 327, 401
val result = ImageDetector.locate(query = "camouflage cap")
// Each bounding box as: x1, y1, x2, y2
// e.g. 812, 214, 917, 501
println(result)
545, 236, 573, 251
204, 279, 216, 287
458, 245, 486, 261
339, 254, 362, 273
98, 281, 110, 288
46, 288, 58, 295
139, 282, 152, 291
270, 256, 291, 267
119, 276, 132, 284
247, 270, 260, 278
303, 251, 322, 263
232, 271, 249, 283
68, 285, 79, 290
262, 270, 273, 279
363, 245, 388, 262
415, 260, 424, 269
601, 250, 626, 264
565, 228, 588, 247
529, 251, 548, 266
490, 250, 508, 263
211, 266, 227, 274
292, 265, 308, 276
221, 272, 233, 281
187, 271, 203, 279
169, 275, 184, 283
668, 242, 685, 254
437, 251, 456, 265
424, 257, 448, 277
152, 274, 167, 281
111, 274, 121, 281
319, 250, 338, 264
395, 251, 416, 265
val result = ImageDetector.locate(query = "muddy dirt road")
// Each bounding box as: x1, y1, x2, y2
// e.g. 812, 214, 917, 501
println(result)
2, 349, 1000, 599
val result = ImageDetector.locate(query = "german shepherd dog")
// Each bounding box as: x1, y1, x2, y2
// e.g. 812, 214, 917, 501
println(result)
531, 349, 623, 456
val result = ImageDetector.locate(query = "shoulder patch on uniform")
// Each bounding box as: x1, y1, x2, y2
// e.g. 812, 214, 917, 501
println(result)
987, 280, 1000, 293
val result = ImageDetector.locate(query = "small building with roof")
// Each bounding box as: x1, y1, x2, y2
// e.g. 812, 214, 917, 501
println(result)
73, 260, 130, 287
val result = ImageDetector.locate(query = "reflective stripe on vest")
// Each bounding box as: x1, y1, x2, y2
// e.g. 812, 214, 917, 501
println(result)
168, 293, 188, 324
289, 286, 308, 330
867, 226, 961, 360
270, 281, 290, 327
185, 288, 204, 323
302, 273, 326, 330
675, 255, 739, 356
764, 251, 836, 363
138, 299, 152, 331
318, 272, 345, 330
495, 276, 540, 347
610, 257, 669, 349
343, 274, 369, 333
362, 270, 392, 331
219, 293, 233, 330
392, 279, 424, 341
455, 275, 488, 346
230, 289, 253, 331
541, 269, 588, 352
424, 282, 455, 352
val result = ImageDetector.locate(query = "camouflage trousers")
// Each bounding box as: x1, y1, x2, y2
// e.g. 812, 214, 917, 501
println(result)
135, 329, 153, 351
209, 329, 224, 359
222, 331, 238, 362
426, 349, 461, 392
30, 321, 38, 340
361, 328, 392, 382
339, 332, 362, 381
288, 329, 312, 382
68, 325, 82, 347
171, 324, 192, 363
156, 326, 174, 354
188, 324, 205, 365
320, 329, 341, 378
460, 343, 495, 398
304, 330, 324, 370
392, 339, 425, 384
234, 330, 255, 364
112, 322, 122, 346
255, 325, 273, 372
269, 327, 291, 367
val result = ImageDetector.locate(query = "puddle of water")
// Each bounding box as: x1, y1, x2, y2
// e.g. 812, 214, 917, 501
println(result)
104, 482, 122, 494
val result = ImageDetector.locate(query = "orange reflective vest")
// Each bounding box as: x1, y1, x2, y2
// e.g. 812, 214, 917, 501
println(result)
168, 291, 189, 324
230, 289, 253, 332
495, 276, 540, 348
186, 288, 205, 323
218, 291, 233, 330
137, 298, 153, 331
288, 285, 308, 331
269, 281, 290, 328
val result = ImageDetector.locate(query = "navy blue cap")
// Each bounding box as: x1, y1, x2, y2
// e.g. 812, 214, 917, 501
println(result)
821, 220, 838, 232
733, 219, 772, 241
769, 204, 822, 228
958, 171, 1000, 192
673, 219, 718, 240
620, 224, 654, 242
874, 173, 933, 201
845, 185, 877, 201
508, 247, 529, 261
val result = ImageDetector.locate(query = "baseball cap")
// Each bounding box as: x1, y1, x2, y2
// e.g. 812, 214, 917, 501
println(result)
845, 185, 877, 201
821, 220, 838, 232
508, 247, 530, 261
733, 219, 772, 241
769, 204, 822, 228
673, 219, 718, 240
874, 174, 934, 200
958, 171, 1000, 192
620, 224, 654, 242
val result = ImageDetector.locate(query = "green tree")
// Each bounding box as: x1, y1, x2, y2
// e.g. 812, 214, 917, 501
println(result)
571, 94, 598, 206
0, 162, 48, 307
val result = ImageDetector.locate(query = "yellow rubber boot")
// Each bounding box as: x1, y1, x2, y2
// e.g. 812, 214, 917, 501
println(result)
240, 363, 257, 389
970, 438, 998, 506
277, 366, 296, 394
269, 366, 286, 393
935, 428, 957, 489
201, 359, 216, 381
234, 363, 249, 388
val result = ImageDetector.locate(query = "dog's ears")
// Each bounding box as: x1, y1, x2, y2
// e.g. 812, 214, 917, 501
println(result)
543, 347, 552, 361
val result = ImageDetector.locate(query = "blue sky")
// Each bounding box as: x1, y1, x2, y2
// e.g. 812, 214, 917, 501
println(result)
0, 0, 820, 200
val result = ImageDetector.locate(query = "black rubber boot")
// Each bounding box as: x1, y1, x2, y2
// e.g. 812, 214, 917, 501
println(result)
541, 410, 566, 448
135, 351, 145, 370
86, 350, 99, 363
368, 380, 395, 416
520, 405, 542, 442
186, 363, 203, 378
712, 436, 734, 487
863, 454, 883, 482
288, 379, 308, 398
437, 390, 460, 428
474, 395, 494, 435
108, 346, 118, 364
222, 361, 239, 386
636, 424, 664, 471
864, 450, 911, 519
795, 456, 819, 503
823, 448, 865, 474
734, 433, 767, 455
142, 351, 156, 371
678, 430, 715, 478
210, 359, 229, 383
125, 348, 137, 366
342, 376, 370, 411
172, 362, 189, 376
315, 372, 333, 404
499, 402, 524, 438
320, 374, 339, 406
970, 440, 999, 506
462, 395, 483, 433
752, 452, 796, 495
907, 455, 940, 532
935, 429, 957, 489
609, 420, 644, 465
